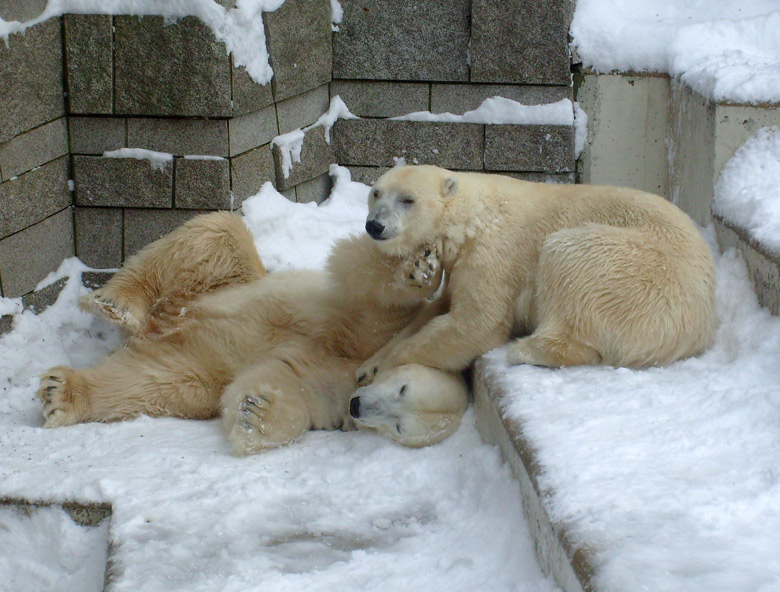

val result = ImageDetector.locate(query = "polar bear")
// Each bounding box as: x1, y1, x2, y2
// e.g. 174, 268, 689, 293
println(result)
357, 165, 716, 382
38, 212, 467, 454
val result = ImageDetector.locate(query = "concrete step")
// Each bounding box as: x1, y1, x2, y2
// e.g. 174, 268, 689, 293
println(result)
473, 358, 594, 592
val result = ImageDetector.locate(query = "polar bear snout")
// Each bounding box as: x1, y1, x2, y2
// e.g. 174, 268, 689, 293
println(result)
349, 396, 361, 418
365, 219, 385, 240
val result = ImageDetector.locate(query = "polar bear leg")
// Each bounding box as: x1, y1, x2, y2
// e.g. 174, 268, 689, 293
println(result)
81, 212, 265, 335
39, 343, 221, 427
506, 332, 601, 367
222, 361, 314, 456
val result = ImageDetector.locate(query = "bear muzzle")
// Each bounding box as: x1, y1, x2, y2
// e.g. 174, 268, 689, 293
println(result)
349, 396, 361, 418
365, 219, 385, 240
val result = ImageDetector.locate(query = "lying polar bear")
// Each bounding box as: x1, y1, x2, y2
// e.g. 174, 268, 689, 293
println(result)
358, 165, 716, 382
38, 212, 467, 454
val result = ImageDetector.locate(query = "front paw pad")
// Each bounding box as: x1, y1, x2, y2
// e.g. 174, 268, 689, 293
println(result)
401, 243, 441, 290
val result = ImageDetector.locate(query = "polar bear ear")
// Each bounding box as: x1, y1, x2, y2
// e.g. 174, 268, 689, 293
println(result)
442, 177, 458, 198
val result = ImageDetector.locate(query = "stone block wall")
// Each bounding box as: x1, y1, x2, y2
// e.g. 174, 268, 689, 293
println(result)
64, 2, 332, 270
328, 0, 574, 184
0, 17, 72, 297
0, 0, 575, 297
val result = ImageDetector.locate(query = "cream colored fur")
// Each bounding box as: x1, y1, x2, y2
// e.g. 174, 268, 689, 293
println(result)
358, 165, 716, 378
38, 212, 466, 454
349, 364, 468, 448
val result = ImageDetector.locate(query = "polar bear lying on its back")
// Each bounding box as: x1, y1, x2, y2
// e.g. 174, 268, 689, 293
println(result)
356, 165, 716, 383
37, 212, 467, 454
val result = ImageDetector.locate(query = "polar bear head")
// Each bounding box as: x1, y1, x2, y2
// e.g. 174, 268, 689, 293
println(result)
365, 165, 458, 256
349, 364, 468, 448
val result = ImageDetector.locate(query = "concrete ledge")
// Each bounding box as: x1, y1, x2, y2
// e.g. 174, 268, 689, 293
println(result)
473, 358, 595, 592
714, 216, 780, 315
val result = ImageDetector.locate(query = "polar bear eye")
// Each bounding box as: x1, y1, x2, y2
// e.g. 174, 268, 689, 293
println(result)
399, 385, 407, 396
371, 189, 380, 200
400, 196, 415, 206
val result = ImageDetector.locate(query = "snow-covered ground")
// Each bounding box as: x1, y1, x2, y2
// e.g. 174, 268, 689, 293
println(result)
485, 226, 780, 592
713, 126, 780, 256
0, 168, 559, 592
571, 0, 780, 104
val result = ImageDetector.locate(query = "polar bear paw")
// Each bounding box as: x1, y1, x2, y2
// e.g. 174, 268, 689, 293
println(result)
79, 288, 145, 333
38, 368, 83, 428
227, 388, 309, 456
400, 242, 441, 290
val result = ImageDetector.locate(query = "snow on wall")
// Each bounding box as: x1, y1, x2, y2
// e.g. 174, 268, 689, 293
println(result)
713, 126, 780, 255
0, 0, 287, 84
571, 0, 780, 104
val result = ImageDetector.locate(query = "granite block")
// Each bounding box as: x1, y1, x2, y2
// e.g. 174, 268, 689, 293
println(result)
174, 158, 231, 209
345, 166, 391, 186
332, 119, 483, 170
21, 277, 68, 314
231, 65, 275, 116
228, 104, 279, 156
230, 144, 276, 202
264, 0, 332, 102
0, 208, 74, 297
293, 172, 331, 204
470, 0, 571, 84
0, 19, 64, 144
484, 125, 574, 173
69, 117, 126, 155
330, 81, 429, 118
332, 0, 469, 81
123, 208, 202, 257
64, 14, 113, 114
114, 16, 232, 116
431, 84, 572, 114
0, 117, 68, 181
74, 207, 123, 269
275, 84, 330, 135
0, 156, 70, 239
127, 118, 229, 157
272, 129, 334, 190
0, 0, 47, 21
73, 155, 173, 208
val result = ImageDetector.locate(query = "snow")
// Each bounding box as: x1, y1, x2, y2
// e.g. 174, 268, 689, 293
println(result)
393, 97, 575, 126
0, 167, 558, 592
271, 96, 357, 179
103, 148, 173, 172
483, 227, 780, 592
713, 126, 780, 256
329, 0, 343, 32
0, 0, 287, 84
571, 0, 780, 104
0, 505, 109, 592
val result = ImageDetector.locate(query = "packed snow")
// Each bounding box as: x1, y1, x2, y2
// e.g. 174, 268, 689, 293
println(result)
0, 168, 559, 592
713, 126, 780, 256
484, 228, 780, 592
571, 0, 780, 104
0, 0, 287, 84
0, 505, 109, 592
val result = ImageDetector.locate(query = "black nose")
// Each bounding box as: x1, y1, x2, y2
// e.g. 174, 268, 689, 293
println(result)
365, 220, 384, 239
349, 397, 361, 418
